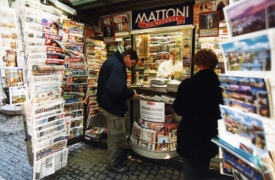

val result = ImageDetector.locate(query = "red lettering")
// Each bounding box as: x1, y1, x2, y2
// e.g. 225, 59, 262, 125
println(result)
147, 102, 154, 105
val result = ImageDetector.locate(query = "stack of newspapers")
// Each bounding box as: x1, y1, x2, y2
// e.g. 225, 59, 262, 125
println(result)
150, 78, 170, 86
166, 80, 181, 92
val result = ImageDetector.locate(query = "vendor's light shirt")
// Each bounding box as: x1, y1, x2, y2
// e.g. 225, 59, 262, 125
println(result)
156, 59, 183, 78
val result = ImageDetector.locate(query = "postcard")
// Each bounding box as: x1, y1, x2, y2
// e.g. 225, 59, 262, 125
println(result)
218, 75, 272, 118
219, 30, 275, 77
0, 49, 18, 67
9, 86, 28, 105
224, 0, 275, 37
219, 105, 267, 150
1, 67, 24, 87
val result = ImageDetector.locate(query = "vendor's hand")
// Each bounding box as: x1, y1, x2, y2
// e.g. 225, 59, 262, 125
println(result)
132, 90, 138, 99
170, 72, 174, 78
170, 72, 174, 76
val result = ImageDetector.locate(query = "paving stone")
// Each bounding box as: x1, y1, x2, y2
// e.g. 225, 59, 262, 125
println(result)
0, 114, 231, 180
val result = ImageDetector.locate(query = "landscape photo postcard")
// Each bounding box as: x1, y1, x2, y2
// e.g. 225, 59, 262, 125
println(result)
218, 75, 272, 118
224, 0, 275, 37
219, 30, 275, 77
219, 105, 267, 151
9, 85, 28, 105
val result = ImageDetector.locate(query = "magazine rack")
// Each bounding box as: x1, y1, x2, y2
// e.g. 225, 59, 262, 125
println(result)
130, 97, 179, 159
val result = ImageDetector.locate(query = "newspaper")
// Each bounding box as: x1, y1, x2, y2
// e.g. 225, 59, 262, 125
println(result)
33, 147, 68, 179
140, 128, 156, 151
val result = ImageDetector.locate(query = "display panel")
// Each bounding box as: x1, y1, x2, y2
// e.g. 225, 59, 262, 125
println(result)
134, 29, 192, 84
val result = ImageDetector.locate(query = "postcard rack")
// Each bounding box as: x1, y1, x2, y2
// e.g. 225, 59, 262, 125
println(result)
213, 0, 275, 178
212, 137, 272, 180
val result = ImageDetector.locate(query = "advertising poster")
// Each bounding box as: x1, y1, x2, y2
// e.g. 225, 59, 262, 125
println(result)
199, 11, 220, 37
140, 100, 165, 122
99, 17, 115, 43
112, 14, 129, 32
132, 2, 194, 30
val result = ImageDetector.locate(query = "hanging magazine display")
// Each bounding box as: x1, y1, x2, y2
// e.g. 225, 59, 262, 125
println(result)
14, 0, 87, 179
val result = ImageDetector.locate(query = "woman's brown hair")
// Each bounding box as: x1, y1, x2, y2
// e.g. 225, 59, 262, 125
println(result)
193, 48, 218, 69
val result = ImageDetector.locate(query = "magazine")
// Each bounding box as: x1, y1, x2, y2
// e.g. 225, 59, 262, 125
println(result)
155, 132, 170, 152
33, 128, 67, 145
30, 75, 62, 85
34, 112, 65, 126
85, 127, 105, 141
69, 126, 83, 139
32, 99, 65, 115
46, 47, 65, 59
140, 128, 156, 151
25, 111, 64, 135
144, 121, 165, 132
54, 148, 68, 171
131, 122, 142, 146
31, 82, 60, 92
35, 140, 67, 161
62, 75, 87, 83
169, 129, 177, 151
23, 0, 64, 17
61, 83, 87, 93
34, 153, 55, 179
27, 52, 47, 60
34, 118, 65, 132
34, 133, 67, 150
43, 33, 63, 46
34, 123, 66, 139
62, 92, 84, 103
63, 102, 83, 112
29, 65, 64, 76
165, 123, 179, 132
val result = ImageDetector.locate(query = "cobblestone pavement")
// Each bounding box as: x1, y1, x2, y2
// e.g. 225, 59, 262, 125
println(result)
0, 114, 233, 180
0, 114, 184, 180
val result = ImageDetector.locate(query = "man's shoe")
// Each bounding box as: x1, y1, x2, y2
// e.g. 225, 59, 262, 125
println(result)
108, 164, 128, 173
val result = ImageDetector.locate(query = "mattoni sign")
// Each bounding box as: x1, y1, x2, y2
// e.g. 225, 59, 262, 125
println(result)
132, 2, 194, 30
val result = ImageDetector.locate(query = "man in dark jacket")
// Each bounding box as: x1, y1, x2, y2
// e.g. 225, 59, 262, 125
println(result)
97, 49, 138, 173
173, 49, 223, 179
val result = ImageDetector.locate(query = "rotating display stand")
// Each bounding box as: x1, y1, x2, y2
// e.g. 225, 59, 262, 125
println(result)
129, 91, 180, 159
